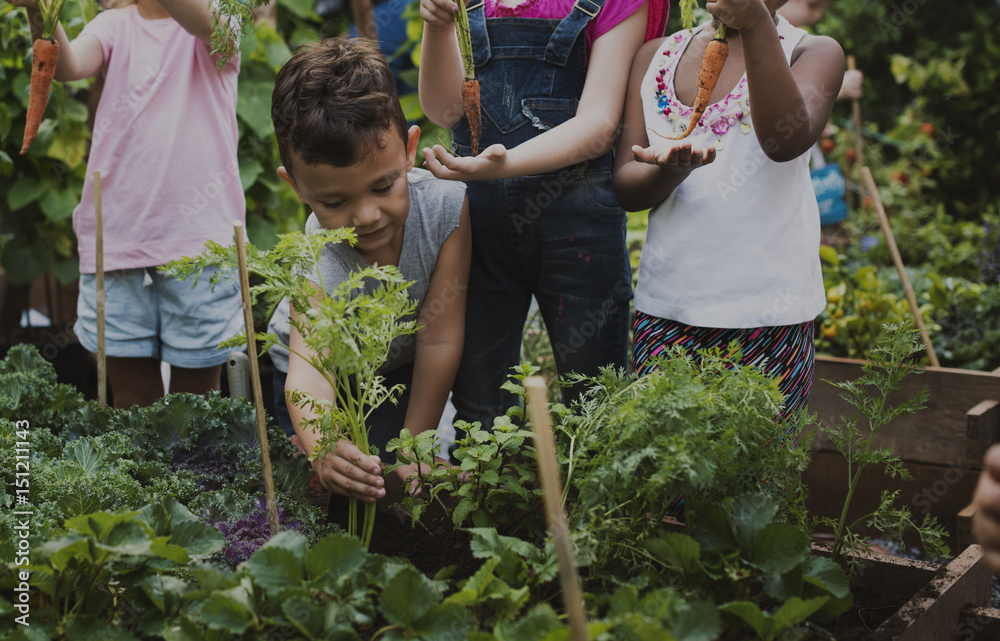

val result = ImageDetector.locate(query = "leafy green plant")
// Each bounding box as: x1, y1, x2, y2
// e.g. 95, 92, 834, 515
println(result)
815, 248, 924, 359
388, 364, 544, 538
814, 323, 949, 569
0, 344, 331, 562
815, 249, 1000, 371
643, 493, 851, 639
815, 1, 1000, 223
0, 497, 223, 639
165, 229, 419, 548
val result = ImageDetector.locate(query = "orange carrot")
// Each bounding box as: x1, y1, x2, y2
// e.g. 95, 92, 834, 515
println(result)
462, 78, 481, 155
672, 33, 728, 140
20, 38, 60, 155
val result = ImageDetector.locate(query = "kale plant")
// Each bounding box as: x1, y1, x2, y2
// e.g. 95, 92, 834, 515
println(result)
214, 499, 305, 568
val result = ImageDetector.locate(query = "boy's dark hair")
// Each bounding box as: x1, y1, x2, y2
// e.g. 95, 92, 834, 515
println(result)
272, 38, 408, 174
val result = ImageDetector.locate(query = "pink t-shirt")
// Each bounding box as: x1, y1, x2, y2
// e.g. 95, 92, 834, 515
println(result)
484, 0, 667, 54
73, 5, 245, 273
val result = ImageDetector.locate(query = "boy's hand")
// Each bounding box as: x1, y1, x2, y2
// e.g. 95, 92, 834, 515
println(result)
421, 0, 457, 30
423, 143, 508, 181
312, 439, 386, 503
706, 0, 772, 32
632, 141, 716, 172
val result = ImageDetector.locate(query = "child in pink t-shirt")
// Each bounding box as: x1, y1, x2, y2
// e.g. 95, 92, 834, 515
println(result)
11, 0, 244, 408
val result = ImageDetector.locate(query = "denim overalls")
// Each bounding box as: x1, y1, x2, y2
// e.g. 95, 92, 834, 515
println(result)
450, 0, 632, 426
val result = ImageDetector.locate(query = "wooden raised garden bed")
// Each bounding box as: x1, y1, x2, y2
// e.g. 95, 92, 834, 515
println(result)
805, 355, 1000, 550
804, 355, 1000, 640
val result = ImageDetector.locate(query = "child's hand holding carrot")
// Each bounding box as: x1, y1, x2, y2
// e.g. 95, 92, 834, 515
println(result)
705, 0, 771, 32
420, 0, 457, 30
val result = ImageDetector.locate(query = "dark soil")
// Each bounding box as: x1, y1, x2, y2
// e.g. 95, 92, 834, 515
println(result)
824, 583, 906, 640
367, 508, 477, 580
325, 489, 480, 582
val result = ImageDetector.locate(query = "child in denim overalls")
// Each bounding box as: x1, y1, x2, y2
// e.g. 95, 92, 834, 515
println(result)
419, 0, 663, 426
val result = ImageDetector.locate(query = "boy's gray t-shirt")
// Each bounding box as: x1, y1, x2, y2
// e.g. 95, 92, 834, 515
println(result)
268, 168, 466, 373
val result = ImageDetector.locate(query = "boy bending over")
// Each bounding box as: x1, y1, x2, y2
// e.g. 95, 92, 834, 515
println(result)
268, 39, 471, 509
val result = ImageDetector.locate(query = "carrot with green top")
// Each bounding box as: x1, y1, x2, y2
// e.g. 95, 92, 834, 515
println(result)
18, 0, 67, 155
454, 0, 481, 154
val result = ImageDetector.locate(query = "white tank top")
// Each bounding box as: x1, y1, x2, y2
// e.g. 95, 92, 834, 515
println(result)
634, 16, 825, 329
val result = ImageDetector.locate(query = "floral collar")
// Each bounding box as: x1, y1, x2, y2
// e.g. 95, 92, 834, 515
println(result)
651, 28, 752, 148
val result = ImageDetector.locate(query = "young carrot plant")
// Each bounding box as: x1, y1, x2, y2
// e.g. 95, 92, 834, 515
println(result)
165, 230, 419, 548
814, 323, 949, 571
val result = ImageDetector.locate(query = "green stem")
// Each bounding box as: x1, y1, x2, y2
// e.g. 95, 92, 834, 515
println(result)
68, 561, 105, 619
455, 0, 475, 79
37, 0, 67, 40
715, 19, 727, 41
832, 414, 878, 560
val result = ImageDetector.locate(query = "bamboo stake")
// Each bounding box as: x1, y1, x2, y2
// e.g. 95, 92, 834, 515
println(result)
860, 167, 940, 367
94, 171, 106, 407
525, 377, 588, 641
234, 221, 280, 536
848, 55, 864, 170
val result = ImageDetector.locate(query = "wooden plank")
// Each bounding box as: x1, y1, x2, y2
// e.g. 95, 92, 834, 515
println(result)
966, 400, 1000, 465
810, 356, 1000, 469
876, 545, 990, 640
804, 452, 979, 551
956, 605, 1000, 640
813, 542, 940, 603
957, 503, 977, 554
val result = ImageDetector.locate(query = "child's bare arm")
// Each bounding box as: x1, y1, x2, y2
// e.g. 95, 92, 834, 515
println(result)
707, 0, 845, 162
286, 297, 386, 502
418, 0, 466, 128
974, 445, 1000, 574
396, 199, 471, 480
154, 0, 214, 45
422, 2, 647, 181
7, 0, 103, 81
613, 38, 716, 211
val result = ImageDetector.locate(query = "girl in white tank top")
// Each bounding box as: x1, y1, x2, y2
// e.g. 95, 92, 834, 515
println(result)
612, 0, 846, 423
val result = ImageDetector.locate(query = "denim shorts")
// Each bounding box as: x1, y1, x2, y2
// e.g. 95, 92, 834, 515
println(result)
75, 266, 244, 369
